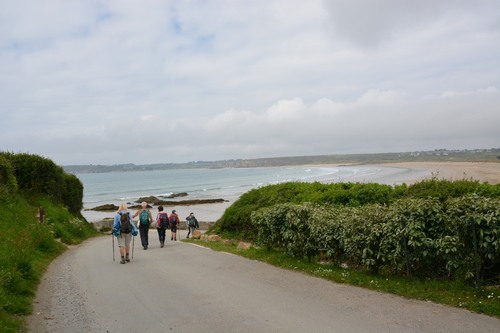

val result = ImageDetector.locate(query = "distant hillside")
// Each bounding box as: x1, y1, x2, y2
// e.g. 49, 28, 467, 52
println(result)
63, 148, 500, 174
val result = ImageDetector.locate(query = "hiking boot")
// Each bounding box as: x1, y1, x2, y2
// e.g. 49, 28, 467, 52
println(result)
171, 237, 173, 240
125, 256, 130, 262
120, 259, 126, 264
160, 242, 164, 248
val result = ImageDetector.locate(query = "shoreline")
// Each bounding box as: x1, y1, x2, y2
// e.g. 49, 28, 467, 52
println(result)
82, 162, 499, 224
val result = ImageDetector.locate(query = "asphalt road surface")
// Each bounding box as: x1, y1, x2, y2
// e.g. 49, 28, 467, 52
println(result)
27, 230, 500, 333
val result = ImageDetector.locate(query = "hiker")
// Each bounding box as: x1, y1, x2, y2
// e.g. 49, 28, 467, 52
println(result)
133, 201, 153, 250
113, 203, 138, 264
169, 209, 180, 241
156, 205, 169, 248
185, 212, 199, 238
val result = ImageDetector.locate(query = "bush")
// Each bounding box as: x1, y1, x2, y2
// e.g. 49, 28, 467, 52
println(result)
0, 155, 17, 200
212, 182, 396, 238
252, 195, 500, 284
1, 152, 84, 214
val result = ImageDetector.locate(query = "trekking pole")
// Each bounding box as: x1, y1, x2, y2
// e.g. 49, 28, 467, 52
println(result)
112, 232, 115, 262
132, 235, 135, 260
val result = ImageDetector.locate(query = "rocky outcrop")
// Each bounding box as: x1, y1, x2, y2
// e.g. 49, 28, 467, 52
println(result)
87, 204, 119, 211
136, 193, 188, 204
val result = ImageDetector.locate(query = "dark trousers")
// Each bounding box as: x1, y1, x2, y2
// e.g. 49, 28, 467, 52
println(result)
139, 224, 149, 247
157, 227, 166, 244
187, 226, 195, 237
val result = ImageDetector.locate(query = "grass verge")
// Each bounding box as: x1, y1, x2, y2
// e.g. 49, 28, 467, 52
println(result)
184, 238, 500, 318
0, 195, 98, 332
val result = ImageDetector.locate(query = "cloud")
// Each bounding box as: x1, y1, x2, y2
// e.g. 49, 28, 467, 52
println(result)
0, 1, 499, 164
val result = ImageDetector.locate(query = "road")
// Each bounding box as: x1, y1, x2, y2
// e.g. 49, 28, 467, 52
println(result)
27, 230, 500, 333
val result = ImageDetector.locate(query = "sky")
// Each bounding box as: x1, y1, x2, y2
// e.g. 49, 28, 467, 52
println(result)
1, 0, 499, 165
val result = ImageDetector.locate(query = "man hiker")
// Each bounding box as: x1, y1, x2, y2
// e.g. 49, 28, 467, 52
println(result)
169, 209, 180, 241
185, 212, 199, 238
133, 201, 153, 250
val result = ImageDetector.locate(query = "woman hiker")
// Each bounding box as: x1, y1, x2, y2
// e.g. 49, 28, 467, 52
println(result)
113, 203, 138, 264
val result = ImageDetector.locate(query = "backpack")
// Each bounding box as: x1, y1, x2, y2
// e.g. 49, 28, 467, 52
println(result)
139, 210, 150, 225
158, 212, 169, 229
188, 216, 197, 228
120, 212, 132, 234
169, 214, 178, 226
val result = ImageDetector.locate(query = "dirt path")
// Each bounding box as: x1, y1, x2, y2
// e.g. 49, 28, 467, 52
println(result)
26, 230, 499, 333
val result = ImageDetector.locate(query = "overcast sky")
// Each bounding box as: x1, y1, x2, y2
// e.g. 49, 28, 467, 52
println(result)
1, 0, 499, 165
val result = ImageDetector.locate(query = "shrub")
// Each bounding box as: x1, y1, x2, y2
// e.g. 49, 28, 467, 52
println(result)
252, 196, 500, 284
1, 152, 84, 214
0, 155, 17, 199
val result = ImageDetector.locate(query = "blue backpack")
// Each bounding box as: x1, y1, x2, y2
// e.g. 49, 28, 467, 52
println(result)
139, 210, 150, 225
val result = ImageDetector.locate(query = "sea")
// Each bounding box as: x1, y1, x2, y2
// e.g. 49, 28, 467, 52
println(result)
76, 165, 429, 222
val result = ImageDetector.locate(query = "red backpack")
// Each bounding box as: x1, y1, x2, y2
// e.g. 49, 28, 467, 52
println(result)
158, 212, 169, 229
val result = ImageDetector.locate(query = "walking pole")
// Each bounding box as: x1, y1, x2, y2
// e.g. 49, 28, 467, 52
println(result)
132, 235, 135, 260
112, 232, 115, 262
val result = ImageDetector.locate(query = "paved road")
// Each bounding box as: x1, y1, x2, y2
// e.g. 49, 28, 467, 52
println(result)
27, 230, 500, 333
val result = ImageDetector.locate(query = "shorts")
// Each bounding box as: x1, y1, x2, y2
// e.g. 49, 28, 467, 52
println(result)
117, 232, 132, 247
170, 224, 177, 232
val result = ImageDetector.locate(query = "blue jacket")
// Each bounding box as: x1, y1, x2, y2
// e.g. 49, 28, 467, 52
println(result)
113, 210, 138, 237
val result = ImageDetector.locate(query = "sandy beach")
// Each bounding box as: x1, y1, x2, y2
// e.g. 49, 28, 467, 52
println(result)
379, 161, 500, 185
82, 162, 499, 224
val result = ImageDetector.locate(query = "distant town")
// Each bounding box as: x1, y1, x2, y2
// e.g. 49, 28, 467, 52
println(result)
63, 148, 500, 174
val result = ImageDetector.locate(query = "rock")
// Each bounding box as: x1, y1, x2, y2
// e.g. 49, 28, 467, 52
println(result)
128, 204, 153, 209
156, 198, 226, 206
200, 234, 207, 240
237, 242, 252, 250
88, 204, 119, 211
223, 239, 232, 245
136, 196, 162, 205
192, 230, 202, 239
207, 235, 221, 242
92, 218, 114, 231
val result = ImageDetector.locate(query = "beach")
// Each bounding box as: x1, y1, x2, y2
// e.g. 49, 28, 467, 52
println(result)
82, 162, 500, 224
379, 161, 500, 185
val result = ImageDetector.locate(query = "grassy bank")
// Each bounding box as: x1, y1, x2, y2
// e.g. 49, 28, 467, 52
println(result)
0, 195, 97, 332
185, 238, 500, 317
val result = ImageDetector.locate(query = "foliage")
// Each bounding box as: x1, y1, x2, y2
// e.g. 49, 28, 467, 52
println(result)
395, 178, 500, 201
0, 152, 96, 332
0, 193, 97, 331
0, 155, 18, 200
211, 178, 500, 241
210, 181, 394, 238
0, 152, 84, 214
251, 195, 500, 284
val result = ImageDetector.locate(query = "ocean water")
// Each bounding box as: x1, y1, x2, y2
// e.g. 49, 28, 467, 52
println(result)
76, 165, 391, 209
76, 165, 431, 222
